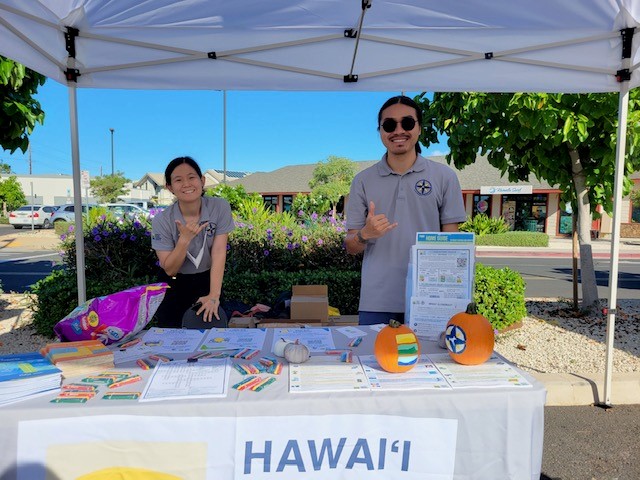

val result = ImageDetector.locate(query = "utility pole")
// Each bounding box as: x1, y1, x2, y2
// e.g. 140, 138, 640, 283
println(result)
109, 128, 115, 175
28, 144, 32, 174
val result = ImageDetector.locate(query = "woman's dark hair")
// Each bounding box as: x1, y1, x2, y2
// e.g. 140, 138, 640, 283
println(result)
377, 95, 423, 154
164, 156, 203, 186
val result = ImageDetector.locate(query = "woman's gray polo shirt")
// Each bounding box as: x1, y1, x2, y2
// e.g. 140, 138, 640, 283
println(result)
346, 155, 467, 312
151, 197, 234, 275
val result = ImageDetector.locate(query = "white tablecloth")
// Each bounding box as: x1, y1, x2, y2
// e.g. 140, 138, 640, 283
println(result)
0, 328, 545, 480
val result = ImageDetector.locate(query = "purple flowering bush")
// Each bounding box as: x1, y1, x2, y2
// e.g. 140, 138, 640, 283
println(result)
60, 216, 158, 281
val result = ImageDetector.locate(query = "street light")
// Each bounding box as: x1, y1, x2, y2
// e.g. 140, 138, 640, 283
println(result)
109, 128, 115, 175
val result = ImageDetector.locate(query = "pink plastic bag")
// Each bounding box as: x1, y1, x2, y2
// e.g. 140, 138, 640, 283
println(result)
54, 283, 169, 345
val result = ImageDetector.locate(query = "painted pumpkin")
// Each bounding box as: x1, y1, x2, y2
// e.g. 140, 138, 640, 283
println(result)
374, 320, 420, 373
445, 303, 495, 365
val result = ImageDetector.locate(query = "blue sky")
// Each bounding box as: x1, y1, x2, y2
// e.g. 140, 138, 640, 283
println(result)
3, 82, 449, 181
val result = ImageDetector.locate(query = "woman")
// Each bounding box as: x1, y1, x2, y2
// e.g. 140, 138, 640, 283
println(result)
151, 156, 234, 327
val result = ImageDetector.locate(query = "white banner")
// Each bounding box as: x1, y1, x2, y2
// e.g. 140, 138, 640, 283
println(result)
18, 414, 457, 480
235, 414, 457, 479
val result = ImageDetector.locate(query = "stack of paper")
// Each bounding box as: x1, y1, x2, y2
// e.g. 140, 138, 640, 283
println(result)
0, 352, 62, 406
41, 340, 114, 379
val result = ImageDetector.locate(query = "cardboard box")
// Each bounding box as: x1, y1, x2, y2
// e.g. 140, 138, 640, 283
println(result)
290, 285, 329, 324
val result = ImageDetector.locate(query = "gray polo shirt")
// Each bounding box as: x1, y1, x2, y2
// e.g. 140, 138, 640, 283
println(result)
346, 155, 467, 312
151, 196, 234, 275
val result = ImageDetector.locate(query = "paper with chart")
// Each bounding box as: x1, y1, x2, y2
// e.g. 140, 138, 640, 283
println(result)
429, 353, 532, 388
199, 328, 267, 351
289, 355, 369, 393
140, 358, 230, 401
359, 355, 451, 390
271, 327, 335, 353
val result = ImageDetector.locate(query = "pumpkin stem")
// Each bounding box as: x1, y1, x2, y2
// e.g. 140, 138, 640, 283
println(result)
389, 319, 402, 328
466, 302, 478, 315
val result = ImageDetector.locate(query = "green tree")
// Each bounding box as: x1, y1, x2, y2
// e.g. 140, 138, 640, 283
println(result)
0, 175, 26, 213
308, 156, 357, 218
206, 183, 261, 211
90, 172, 131, 203
0, 162, 10, 173
417, 92, 640, 310
0, 56, 46, 154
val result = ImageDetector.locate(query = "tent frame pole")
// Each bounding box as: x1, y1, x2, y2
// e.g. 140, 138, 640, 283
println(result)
601, 27, 634, 407
68, 85, 87, 305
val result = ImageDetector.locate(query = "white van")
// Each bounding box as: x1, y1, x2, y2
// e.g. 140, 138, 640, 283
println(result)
101, 203, 150, 220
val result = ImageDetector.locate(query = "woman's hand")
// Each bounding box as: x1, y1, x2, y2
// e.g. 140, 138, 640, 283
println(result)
195, 295, 221, 322
175, 220, 209, 243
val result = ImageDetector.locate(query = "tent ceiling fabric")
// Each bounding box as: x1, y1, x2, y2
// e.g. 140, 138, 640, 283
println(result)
1, 0, 639, 92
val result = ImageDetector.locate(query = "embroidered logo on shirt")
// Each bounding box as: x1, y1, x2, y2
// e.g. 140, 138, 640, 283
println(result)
204, 222, 217, 237
152, 233, 162, 241
415, 179, 433, 196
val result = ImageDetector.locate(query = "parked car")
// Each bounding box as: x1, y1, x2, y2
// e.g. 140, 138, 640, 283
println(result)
8, 205, 58, 229
101, 203, 150, 221
50, 204, 98, 224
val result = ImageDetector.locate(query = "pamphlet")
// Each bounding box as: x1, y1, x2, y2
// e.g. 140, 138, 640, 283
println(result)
429, 353, 532, 388
289, 355, 369, 393
359, 355, 451, 390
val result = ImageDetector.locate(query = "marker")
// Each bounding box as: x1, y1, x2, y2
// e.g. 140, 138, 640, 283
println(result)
102, 392, 141, 400
136, 358, 153, 370
149, 354, 173, 362
109, 375, 142, 389
252, 377, 276, 392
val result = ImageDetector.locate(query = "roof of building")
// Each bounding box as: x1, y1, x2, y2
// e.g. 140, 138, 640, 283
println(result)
227, 156, 558, 194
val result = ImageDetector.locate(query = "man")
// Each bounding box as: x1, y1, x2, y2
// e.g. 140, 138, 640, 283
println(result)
345, 95, 467, 325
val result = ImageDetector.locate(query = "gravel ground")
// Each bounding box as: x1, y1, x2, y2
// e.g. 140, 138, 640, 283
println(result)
1, 294, 638, 375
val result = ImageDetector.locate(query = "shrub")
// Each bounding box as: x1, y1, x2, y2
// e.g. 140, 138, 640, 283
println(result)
224, 269, 361, 315
291, 192, 331, 217
459, 214, 510, 235
54, 221, 71, 235
473, 263, 527, 330
475, 231, 549, 247
0, 216, 8, 225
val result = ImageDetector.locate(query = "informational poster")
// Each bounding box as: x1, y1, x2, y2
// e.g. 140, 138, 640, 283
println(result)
409, 233, 475, 340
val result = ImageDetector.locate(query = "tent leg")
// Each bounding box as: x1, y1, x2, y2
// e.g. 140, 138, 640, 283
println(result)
68, 85, 87, 305
600, 82, 629, 407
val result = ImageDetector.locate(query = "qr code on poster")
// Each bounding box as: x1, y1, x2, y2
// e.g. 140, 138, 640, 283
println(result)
457, 257, 467, 268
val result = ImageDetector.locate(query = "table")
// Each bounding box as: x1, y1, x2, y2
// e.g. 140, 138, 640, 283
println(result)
0, 327, 545, 480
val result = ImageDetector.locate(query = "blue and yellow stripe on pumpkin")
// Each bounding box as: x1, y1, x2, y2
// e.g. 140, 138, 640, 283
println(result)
395, 332, 419, 366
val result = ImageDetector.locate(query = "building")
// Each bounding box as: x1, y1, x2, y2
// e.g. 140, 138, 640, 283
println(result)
228, 157, 640, 238
134, 169, 252, 206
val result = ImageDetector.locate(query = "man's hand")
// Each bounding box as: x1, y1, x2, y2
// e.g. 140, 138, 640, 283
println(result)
361, 201, 397, 240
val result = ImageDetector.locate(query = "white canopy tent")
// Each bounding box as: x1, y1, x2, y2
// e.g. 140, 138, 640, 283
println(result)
1, 0, 638, 405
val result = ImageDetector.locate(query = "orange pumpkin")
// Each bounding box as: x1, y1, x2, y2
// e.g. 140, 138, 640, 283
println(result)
374, 320, 421, 373
444, 303, 495, 365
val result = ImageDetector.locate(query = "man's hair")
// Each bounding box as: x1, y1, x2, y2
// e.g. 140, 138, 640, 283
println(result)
377, 95, 423, 154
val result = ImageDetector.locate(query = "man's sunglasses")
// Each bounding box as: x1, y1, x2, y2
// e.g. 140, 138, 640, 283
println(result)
380, 116, 417, 133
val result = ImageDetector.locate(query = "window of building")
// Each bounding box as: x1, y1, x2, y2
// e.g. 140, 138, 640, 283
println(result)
632, 190, 640, 223
502, 194, 548, 232
283, 195, 293, 213
472, 194, 491, 218
263, 195, 278, 211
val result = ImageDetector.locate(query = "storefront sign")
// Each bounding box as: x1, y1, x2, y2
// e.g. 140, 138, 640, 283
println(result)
480, 185, 532, 194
